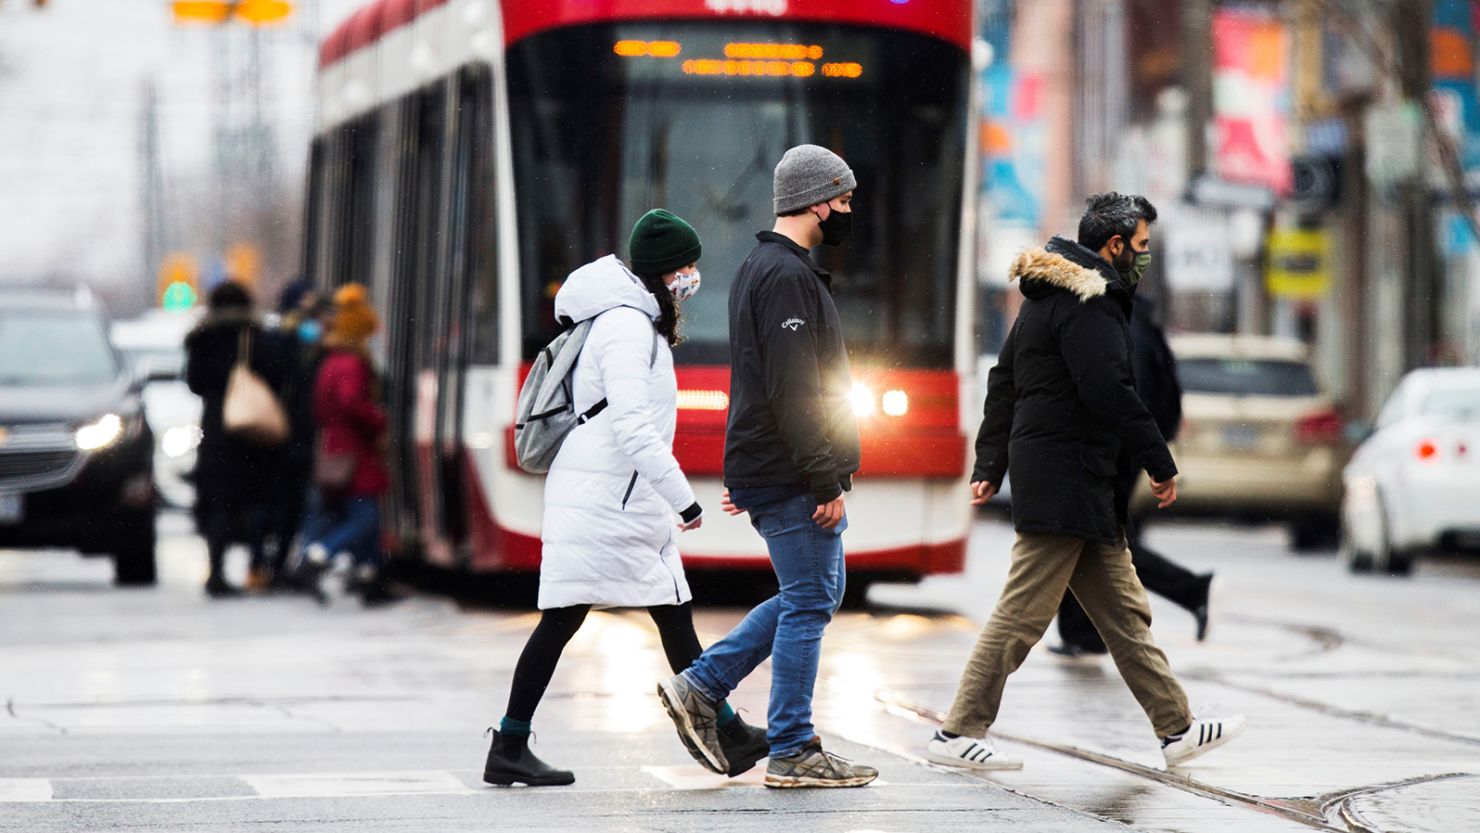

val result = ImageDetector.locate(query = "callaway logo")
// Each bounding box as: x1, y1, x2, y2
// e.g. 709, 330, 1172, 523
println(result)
781, 318, 805, 332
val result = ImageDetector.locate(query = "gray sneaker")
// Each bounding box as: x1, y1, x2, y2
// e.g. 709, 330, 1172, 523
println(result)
656, 674, 727, 774
764, 738, 879, 789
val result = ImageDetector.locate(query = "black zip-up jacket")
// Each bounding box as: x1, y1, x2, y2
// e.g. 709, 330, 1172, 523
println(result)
724, 231, 861, 504
974, 236, 1176, 544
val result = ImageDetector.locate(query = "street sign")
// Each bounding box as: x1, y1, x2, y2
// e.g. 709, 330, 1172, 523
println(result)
1265, 227, 1331, 299
1164, 204, 1236, 292
1188, 175, 1275, 211
1364, 101, 1423, 187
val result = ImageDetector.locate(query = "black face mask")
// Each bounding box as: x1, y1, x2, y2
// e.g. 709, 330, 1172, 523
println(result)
817, 207, 853, 247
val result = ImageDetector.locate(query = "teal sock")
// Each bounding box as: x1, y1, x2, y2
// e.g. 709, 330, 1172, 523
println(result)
499, 716, 532, 736
717, 702, 738, 727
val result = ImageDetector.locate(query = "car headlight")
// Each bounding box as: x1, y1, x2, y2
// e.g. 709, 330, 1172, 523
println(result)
75, 413, 125, 451
850, 383, 876, 417
161, 424, 203, 458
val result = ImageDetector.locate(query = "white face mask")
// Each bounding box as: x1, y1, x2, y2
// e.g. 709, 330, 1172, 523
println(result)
668, 269, 701, 303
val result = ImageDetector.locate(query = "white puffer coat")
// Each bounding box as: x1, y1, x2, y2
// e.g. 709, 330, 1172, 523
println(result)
538, 255, 698, 610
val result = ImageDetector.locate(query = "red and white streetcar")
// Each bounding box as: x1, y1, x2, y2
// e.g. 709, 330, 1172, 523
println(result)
305, 0, 979, 593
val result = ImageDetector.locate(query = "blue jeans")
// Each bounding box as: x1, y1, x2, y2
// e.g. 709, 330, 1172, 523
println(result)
302, 491, 383, 568
682, 489, 848, 757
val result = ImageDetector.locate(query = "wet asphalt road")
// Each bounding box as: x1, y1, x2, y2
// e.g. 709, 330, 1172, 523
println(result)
2, 511, 1477, 832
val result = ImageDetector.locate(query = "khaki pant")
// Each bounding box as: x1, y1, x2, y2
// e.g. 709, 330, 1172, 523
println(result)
942, 530, 1193, 739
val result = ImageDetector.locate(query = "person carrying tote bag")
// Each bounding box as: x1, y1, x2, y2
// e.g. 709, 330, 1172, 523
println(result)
184, 281, 290, 597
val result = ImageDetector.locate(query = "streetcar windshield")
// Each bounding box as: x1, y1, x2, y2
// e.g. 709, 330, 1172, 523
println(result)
507, 22, 969, 366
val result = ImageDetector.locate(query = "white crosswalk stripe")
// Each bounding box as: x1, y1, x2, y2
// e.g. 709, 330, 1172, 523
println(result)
243, 771, 474, 798
0, 779, 53, 802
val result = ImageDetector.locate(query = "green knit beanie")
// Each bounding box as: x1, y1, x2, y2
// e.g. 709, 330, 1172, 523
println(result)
628, 209, 702, 276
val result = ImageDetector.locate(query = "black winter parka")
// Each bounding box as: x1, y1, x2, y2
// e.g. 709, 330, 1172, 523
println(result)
973, 237, 1177, 544
723, 231, 861, 504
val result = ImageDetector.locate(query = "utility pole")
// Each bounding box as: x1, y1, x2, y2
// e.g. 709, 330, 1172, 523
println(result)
1181, 0, 1213, 183
1395, 0, 1438, 371
138, 78, 167, 310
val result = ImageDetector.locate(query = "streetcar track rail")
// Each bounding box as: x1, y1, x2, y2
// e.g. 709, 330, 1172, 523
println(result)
873, 689, 1342, 831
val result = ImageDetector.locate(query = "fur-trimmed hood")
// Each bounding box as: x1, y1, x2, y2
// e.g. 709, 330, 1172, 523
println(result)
1010, 236, 1122, 303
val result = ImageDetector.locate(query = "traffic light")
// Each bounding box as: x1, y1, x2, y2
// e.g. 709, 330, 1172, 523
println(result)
162, 281, 198, 312
157, 252, 200, 312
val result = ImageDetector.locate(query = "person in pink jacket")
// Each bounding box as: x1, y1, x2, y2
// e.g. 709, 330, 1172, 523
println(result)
300, 284, 399, 606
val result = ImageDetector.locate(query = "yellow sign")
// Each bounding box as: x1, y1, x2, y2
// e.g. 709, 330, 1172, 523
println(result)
1265, 228, 1330, 299
172, 1, 293, 26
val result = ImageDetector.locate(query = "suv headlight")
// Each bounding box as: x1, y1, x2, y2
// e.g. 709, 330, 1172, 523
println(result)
161, 424, 203, 458
75, 414, 125, 451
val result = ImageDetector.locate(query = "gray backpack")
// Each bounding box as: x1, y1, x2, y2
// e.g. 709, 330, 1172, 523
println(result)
513, 314, 657, 474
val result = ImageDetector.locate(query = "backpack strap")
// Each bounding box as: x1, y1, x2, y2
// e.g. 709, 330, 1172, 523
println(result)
577, 399, 608, 424
574, 309, 661, 425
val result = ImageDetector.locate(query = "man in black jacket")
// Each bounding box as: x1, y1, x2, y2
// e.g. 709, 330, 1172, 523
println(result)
658, 144, 877, 789
925, 193, 1244, 772
1052, 291, 1215, 656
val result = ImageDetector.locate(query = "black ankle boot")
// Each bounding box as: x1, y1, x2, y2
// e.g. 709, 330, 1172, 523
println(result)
1193, 573, 1214, 642
483, 731, 575, 787
718, 715, 769, 777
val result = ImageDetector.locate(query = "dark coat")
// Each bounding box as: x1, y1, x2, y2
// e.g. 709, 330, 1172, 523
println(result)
185, 312, 291, 520
973, 237, 1177, 544
275, 330, 326, 476
1129, 294, 1183, 442
314, 348, 389, 498
723, 231, 861, 504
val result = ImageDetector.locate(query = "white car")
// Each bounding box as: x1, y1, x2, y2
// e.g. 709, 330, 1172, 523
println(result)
1341, 368, 1480, 575
110, 311, 203, 510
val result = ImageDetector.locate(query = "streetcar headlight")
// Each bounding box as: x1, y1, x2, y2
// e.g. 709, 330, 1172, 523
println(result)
881, 389, 910, 417
75, 414, 124, 451
850, 383, 876, 417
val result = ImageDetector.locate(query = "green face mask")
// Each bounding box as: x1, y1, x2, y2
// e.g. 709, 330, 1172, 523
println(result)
1119, 250, 1152, 286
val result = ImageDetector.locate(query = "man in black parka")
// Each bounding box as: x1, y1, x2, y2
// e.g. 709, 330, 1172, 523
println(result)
925, 194, 1245, 772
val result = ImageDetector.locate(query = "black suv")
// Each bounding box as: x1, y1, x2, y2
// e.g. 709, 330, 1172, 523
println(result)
0, 291, 159, 584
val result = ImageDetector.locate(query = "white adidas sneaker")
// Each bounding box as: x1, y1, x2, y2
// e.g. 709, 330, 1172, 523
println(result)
926, 731, 1023, 771
1162, 714, 1247, 766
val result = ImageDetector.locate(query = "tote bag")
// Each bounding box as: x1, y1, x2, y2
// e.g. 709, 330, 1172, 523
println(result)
222, 328, 289, 446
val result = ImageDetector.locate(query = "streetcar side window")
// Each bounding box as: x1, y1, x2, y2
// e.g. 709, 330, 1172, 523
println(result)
303, 139, 326, 287
462, 65, 498, 366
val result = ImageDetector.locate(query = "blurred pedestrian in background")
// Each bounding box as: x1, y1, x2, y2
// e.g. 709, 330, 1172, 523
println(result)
1051, 290, 1214, 656
928, 193, 1244, 772
484, 210, 764, 788
257, 279, 334, 591
185, 280, 290, 598
299, 284, 400, 607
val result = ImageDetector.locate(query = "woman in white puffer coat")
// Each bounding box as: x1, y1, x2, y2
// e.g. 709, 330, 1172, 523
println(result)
482, 210, 768, 788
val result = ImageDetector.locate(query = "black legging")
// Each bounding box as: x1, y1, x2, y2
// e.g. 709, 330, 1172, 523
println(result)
505, 602, 705, 723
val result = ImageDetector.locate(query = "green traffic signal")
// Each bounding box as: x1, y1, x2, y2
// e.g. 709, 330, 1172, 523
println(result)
162, 280, 197, 311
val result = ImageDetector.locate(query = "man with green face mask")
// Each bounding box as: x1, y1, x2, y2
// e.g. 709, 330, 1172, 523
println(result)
927, 192, 1246, 773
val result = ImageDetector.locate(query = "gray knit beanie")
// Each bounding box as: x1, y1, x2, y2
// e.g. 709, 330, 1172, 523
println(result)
773, 144, 856, 215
